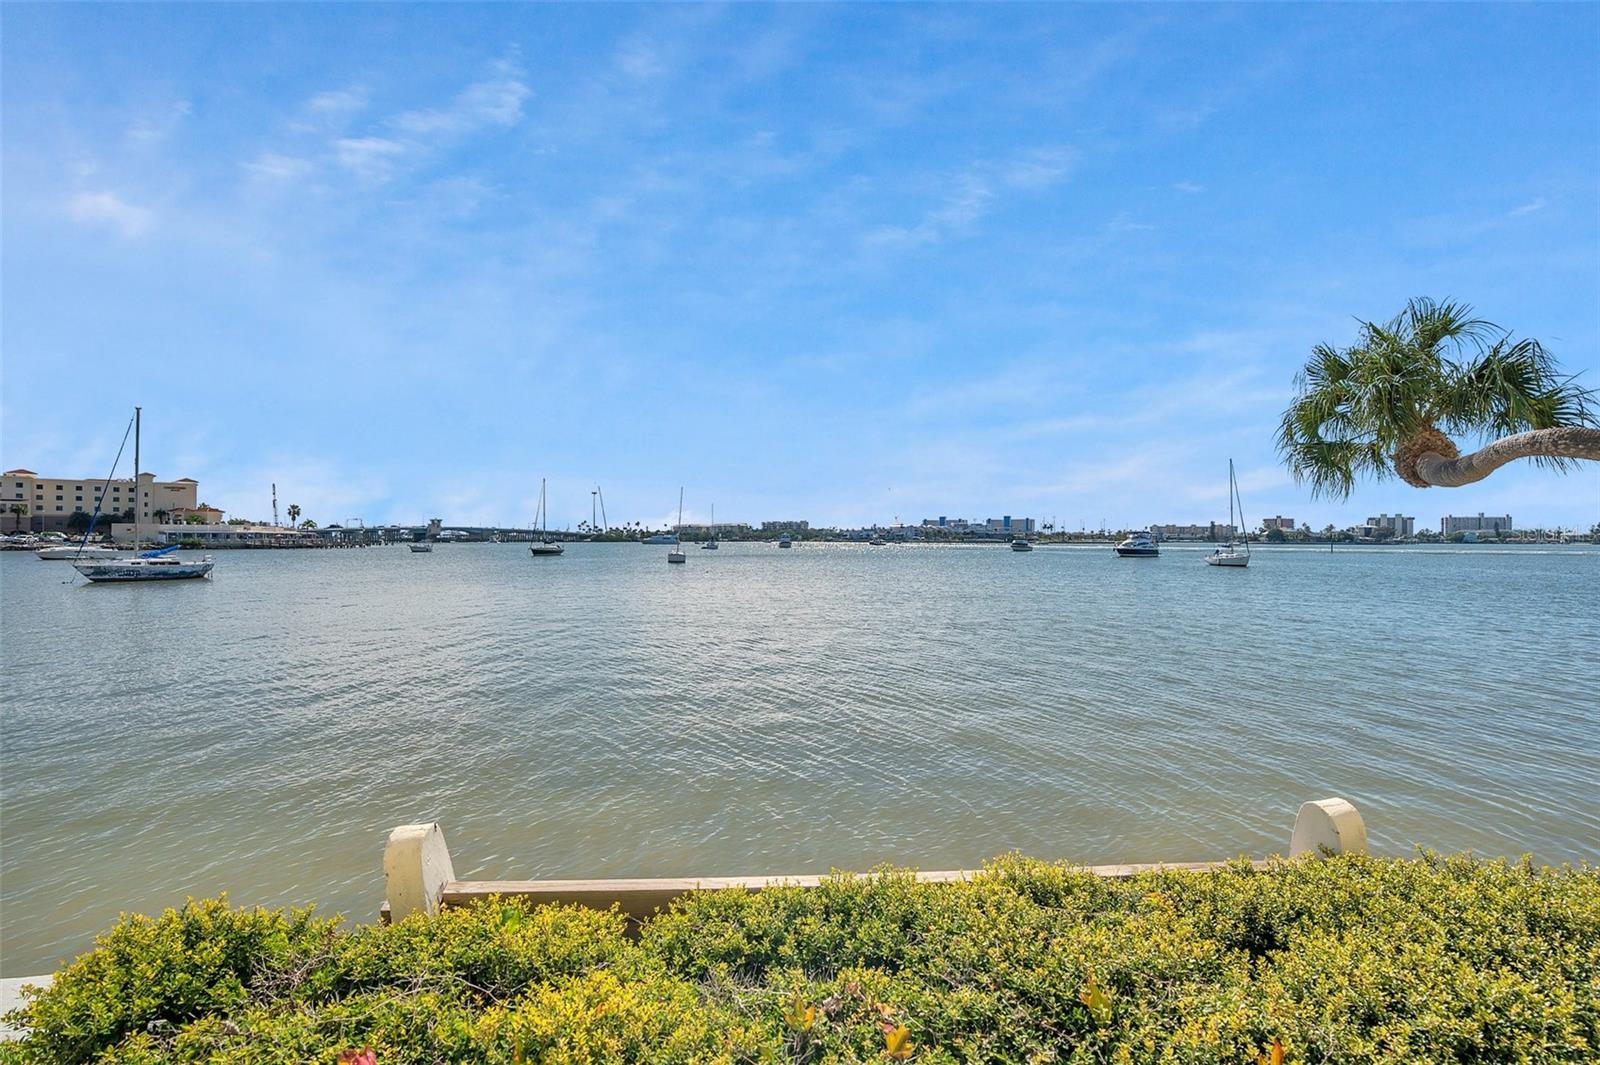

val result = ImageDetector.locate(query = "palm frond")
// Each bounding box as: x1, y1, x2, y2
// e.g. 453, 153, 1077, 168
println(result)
1281, 297, 1591, 491
1440, 337, 1598, 469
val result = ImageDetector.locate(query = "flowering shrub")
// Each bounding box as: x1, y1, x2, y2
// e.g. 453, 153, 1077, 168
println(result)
3, 854, 1595, 1063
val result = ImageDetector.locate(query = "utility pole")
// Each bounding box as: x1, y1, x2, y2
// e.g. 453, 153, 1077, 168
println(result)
272, 483, 279, 527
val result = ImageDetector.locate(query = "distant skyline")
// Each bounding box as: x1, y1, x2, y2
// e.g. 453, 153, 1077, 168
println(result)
3, 4, 1596, 531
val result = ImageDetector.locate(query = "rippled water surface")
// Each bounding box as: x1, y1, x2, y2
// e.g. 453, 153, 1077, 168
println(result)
3, 541, 1597, 973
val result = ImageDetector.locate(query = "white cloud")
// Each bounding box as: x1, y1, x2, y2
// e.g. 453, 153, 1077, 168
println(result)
1104, 213, 1155, 233
126, 100, 191, 145
242, 152, 315, 182
862, 146, 1074, 251
307, 88, 369, 116
1001, 147, 1075, 190
1508, 198, 1546, 218
1172, 181, 1204, 194
392, 59, 530, 136
334, 136, 406, 181
615, 37, 669, 81
66, 191, 153, 237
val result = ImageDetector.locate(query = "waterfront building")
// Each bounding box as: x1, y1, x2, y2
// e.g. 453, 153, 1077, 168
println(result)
2, 468, 198, 533
982, 516, 1036, 534
761, 520, 810, 532
1441, 513, 1513, 536
111, 522, 317, 547
1365, 513, 1416, 537
170, 505, 225, 524
1150, 522, 1237, 541
1261, 515, 1296, 531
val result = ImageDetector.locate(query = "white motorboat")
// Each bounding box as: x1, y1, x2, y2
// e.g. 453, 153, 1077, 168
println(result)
73, 407, 215, 584
410, 542, 433, 553
667, 488, 687, 564
529, 478, 565, 556
75, 545, 213, 582
869, 536, 887, 546
1205, 459, 1251, 569
1115, 532, 1159, 557
1010, 538, 1033, 552
643, 533, 678, 545
38, 544, 121, 560
777, 534, 793, 548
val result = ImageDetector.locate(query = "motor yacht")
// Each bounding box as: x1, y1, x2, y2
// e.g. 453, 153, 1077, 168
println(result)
1115, 532, 1159, 557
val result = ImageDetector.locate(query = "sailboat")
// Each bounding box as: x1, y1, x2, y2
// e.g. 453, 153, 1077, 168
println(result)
667, 488, 687, 564
1205, 459, 1250, 568
701, 503, 718, 549
529, 478, 564, 556
74, 407, 215, 582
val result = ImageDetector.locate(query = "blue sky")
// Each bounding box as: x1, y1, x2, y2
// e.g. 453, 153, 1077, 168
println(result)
4, 3, 1597, 532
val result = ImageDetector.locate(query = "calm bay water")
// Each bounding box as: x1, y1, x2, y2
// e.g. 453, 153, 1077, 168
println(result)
2, 541, 1597, 973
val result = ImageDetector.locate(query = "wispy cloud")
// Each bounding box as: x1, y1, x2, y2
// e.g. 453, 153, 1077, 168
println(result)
333, 136, 406, 181
66, 191, 153, 237
242, 151, 315, 182
1508, 198, 1546, 218
1104, 213, 1155, 233
615, 37, 670, 81
863, 146, 1074, 250
1173, 181, 1204, 194
308, 88, 369, 117
126, 100, 191, 146
309, 59, 530, 185
391, 58, 530, 136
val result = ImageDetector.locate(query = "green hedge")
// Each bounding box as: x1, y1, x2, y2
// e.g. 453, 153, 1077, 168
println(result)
3, 855, 1596, 1063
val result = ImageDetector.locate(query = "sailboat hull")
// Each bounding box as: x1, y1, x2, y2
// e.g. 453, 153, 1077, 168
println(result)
74, 560, 214, 582
529, 543, 565, 555
1204, 553, 1249, 567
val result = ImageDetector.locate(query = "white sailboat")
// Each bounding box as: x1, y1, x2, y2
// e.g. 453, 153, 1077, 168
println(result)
1205, 459, 1250, 568
668, 488, 686, 564
701, 503, 718, 549
74, 407, 214, 583
529, 478, 565, 556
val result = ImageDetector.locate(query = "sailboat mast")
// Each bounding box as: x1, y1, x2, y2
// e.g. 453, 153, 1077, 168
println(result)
133, 406, 141, 548
1227, 459, 1235, 540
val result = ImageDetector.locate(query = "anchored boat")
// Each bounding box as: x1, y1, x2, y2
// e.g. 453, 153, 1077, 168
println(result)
701, 503, 718, 549
1205, 459, 1251, 569
668, 488, 686, 564
72, 407, 214, 583
1115, 531, 1159, 557
529, 478, 565, 556
75, 544, 215, 582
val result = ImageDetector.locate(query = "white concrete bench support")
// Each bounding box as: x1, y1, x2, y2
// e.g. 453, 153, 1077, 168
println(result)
383, 822, 456, 921
1289, 797, 1367, 858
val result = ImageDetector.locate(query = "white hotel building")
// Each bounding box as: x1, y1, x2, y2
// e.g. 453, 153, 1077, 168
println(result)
3, 469, 199, 533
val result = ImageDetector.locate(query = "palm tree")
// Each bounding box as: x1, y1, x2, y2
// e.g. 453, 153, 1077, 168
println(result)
6, 503, 27, 533
1279, 298, 1598, 497
287, 504, 301, 527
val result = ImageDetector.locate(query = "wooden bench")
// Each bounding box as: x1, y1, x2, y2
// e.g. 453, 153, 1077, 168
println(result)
379, 798, 1365, 924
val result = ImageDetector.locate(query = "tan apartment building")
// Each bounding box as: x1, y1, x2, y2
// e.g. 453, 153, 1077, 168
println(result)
2, 468, 199, 533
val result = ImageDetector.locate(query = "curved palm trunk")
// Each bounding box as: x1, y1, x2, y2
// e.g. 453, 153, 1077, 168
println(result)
1415, 426, 1600, 487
